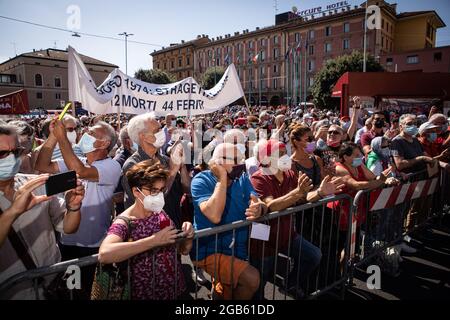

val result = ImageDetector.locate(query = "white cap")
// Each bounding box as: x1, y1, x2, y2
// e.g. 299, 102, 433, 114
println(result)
418, 121, 439, 135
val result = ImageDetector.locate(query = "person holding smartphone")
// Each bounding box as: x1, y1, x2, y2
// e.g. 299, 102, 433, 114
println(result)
0, 123, 85, 300
99, 160, 194, 300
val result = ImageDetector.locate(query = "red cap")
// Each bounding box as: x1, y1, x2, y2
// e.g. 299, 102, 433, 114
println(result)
233, 118, 247, 126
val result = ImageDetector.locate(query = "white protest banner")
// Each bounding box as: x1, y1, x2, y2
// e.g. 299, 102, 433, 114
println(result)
68, 46, 244, 116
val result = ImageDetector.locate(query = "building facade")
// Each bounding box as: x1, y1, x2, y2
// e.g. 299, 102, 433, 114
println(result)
380, 45, 450, 73
0, 48, 117, 110
151, 0, 445, 106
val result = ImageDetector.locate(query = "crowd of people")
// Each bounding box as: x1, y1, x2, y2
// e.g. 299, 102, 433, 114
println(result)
0, 97, 449, 300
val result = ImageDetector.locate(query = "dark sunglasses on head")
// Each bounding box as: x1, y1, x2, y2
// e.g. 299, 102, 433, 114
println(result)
0, 147, 25, 159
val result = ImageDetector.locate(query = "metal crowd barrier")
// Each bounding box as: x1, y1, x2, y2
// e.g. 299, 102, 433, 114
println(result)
0, 194, 354, 301
348, 165, 448, 281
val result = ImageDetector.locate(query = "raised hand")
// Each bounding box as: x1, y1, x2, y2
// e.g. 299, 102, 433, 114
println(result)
65, 179, 85, 209
297, 173, 313, 195
209, 159, 228, 182
9, 175, 53, 218
318, 175, 345, 197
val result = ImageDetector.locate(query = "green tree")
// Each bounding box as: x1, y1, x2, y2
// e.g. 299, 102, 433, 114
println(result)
311, 50, 384, 109
134, 68, 176, 84
201, 66, 225, 90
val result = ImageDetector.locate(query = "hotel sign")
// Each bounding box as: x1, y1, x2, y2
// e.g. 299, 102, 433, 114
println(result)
276, 1, 352, 24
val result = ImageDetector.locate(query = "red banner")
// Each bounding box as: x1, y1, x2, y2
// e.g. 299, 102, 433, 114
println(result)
0, 90, 29, 115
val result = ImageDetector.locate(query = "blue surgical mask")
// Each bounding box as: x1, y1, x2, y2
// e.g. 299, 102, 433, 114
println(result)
132, 141, 139, 152
171, 120, 176, 127
352, 157, 364, 168
77, 133, 97, 154
404, 125, 419, 136
427, 132, 437, 143
0, 154, 22, 180
381, 147, 390, 158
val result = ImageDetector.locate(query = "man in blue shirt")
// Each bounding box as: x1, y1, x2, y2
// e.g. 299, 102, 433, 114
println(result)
191, 143, 268, 300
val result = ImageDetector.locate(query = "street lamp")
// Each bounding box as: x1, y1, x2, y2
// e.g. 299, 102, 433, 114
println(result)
118, 32, 134, 75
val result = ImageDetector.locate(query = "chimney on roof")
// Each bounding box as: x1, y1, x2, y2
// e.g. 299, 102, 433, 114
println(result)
197, 35, 201, 39
256, 27, 260, 30
33, 49, 35, 52
46, 49, 50, 56
181, 40, 185, 43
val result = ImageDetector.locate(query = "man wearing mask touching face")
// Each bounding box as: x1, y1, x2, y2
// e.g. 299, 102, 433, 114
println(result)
35, 119, 121, 299
190, 143, 268, 300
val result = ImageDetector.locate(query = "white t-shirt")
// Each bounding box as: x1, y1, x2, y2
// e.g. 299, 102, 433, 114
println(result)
57, 157, 121, 248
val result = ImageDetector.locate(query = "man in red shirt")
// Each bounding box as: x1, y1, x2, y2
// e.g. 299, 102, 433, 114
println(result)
360, 111, 386, 157
249, 139, 343, 298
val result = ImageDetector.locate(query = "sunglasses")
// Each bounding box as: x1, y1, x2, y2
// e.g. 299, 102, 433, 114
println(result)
66, 127, 77, 132
327, 130, 341, 135
0, 147, 25, 159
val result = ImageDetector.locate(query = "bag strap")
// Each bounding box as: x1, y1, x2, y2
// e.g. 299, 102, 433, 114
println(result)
0, 208, 37, 270
114, 215, 133, 242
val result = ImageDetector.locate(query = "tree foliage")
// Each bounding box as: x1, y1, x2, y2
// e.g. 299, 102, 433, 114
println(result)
134, 68, 176, 84
311, 51, 384, 109
201, 66, 225, 90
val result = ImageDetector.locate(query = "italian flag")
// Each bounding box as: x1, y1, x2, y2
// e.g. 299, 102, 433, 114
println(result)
252, 53, 259, 63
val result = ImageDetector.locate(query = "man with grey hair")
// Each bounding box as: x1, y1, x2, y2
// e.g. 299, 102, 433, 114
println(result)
122, 112, 190, 229
35, 119, 121, 299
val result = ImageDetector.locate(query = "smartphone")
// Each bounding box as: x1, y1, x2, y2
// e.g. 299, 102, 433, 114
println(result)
45, 171, 77, 196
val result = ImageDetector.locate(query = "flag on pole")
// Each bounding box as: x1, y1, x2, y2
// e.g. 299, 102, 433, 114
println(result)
296, 38, 302, 54
252, 53, 260, 64
224, 53, 231, 65
285, 47, 291, 60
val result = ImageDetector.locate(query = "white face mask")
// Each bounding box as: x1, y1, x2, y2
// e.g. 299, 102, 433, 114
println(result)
277, 154, 292, 171
137, 188, 165, 213
77, 133, 97, 154
152, 130, 166, 149
67, 131, 77, 144
0, 154, 22, 180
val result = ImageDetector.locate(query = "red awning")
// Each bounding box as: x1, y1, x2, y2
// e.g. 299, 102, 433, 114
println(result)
0, 89, 29, 115
332, 72, 450, 115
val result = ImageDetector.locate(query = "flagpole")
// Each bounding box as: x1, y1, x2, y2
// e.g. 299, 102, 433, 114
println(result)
285, 47, 289, 106
258, 51, 262, 107
298, 49, 302, 107
304, 44, 307, 106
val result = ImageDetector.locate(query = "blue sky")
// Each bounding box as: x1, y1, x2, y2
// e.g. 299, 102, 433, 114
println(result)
1, 0, 449, 75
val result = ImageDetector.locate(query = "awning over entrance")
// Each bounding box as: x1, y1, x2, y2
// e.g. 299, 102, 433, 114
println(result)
332, 72, 450, 116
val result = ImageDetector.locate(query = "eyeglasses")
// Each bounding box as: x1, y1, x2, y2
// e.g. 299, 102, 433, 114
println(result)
0, 147, 25, 159
141, 187, 165, 196
221, 156, 239, 164
327, 130, 341, 135
66, 127, 77, 132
